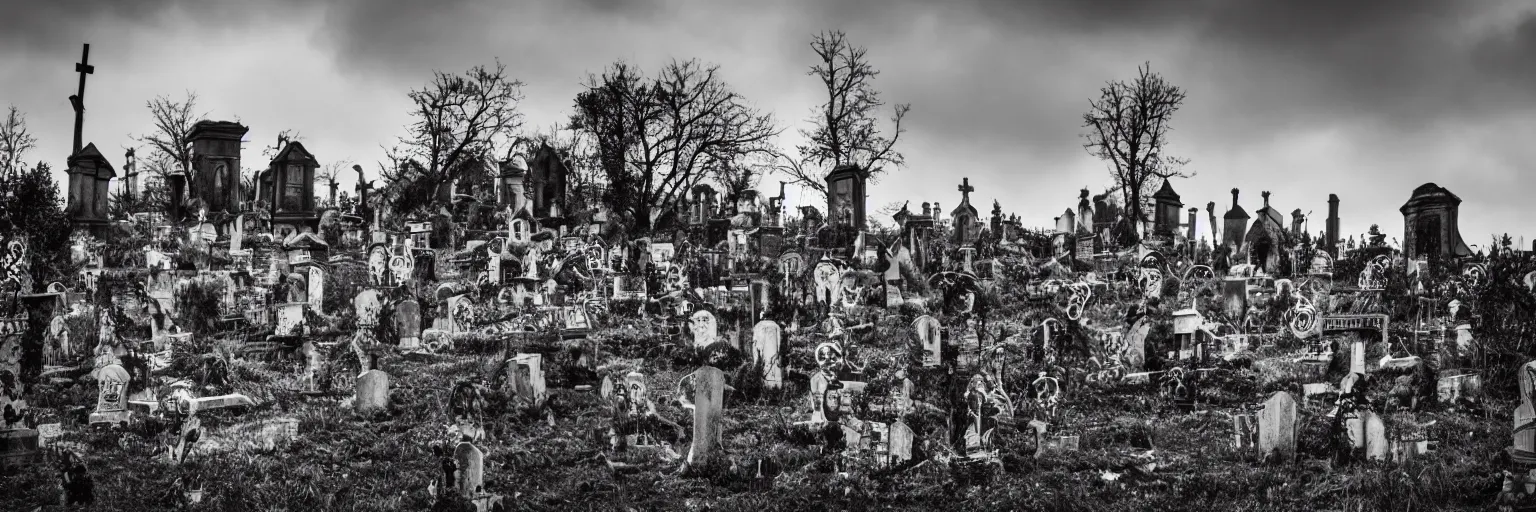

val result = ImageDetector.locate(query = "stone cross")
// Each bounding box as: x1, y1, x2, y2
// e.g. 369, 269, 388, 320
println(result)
69, 44, 94, 155
688, 366, 725, 466
957, 177, 974, 202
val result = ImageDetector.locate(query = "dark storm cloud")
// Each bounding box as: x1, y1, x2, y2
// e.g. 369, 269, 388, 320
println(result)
0, 0, 310, 57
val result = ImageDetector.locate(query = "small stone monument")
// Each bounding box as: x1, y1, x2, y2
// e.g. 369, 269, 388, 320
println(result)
89, 363, 131, 427
396, 298, 421, 349
911, 315, 941, 368
752, 320, 782, 389
688, 366, 725, 466
354, 369, 390, 414
1259, 391, 1298, 461
454, 441, 485, 499
507, 353, 547, 405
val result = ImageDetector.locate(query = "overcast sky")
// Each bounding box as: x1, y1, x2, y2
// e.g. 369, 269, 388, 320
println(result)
4, 0, 1534, 248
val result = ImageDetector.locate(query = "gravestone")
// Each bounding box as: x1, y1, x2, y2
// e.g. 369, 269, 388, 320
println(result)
1123, 317, 1150, 371
888, 420, 915, 465
355, 369, 390, 414
1232, 413, 1257, 450
688, 366, 725, 465
1222, 278, 1248, 321
274, 303, 305, 337
89, 363, 131, 426
752, 320, 782, 389
454, 441, 485, 499
447, 295, 475, 334
507, 354, 547, 405
912, 315, 941, 368
307, 266, 325, 313
1363, 411, 1388, 461
1259, 391, 1297, 461
689, 310, 719, 348
1517, 402, 1536, 455
396, 299, 421, 349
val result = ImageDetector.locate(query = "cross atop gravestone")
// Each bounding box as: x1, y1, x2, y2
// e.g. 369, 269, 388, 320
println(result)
70, 44, 94, 155
957, 178, 974, 202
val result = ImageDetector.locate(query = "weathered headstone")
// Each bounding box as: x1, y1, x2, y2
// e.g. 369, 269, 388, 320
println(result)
307, 265, 325, 313
888, 420, 914, 465
355, 369, 390, 414
912, 315, 941, 368
1259, 391, 1297, 461
689, 310, 719, 348
1232, 413, 1257, 450
454, 441, 485, 498
1123, 317, 1150, 371
688, 366, 725, 465
507, 353, 546, 405
88, 363, 130, 426
752, 320, 782, 389
396, 298, 421, 349
1363, 411, 1389, 461
274, 303, 305, 337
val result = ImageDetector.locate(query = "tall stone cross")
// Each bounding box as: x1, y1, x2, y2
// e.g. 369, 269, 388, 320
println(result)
69, 44, 94, 156
958, 178, 974, 202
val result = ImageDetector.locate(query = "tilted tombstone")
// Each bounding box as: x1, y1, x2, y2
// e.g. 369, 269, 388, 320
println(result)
396, 298, 421, 349
688, 366, 725, 465
1259, 391, 1298, 461
355, 369, 390, 414
752, 320, 782, 389
911, 315, 942, 368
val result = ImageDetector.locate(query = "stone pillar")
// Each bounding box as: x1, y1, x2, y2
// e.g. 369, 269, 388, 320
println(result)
1326, 194, 1340, 258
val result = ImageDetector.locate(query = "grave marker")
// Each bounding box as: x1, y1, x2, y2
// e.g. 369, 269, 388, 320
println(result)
1259, 391, 1297, 461
355, 369, 390, 414
912, 315, 941, 368
454, 441, 485, 498
396, 299, 421, 349
752, 320, 782, 389
688, 366, 725, 465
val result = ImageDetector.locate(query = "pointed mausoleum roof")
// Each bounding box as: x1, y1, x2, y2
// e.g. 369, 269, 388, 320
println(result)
67, 142, 117, 178
1152, 179, 1181, 202
1399, 182, 1462, 213
1223, 188, 1250, 220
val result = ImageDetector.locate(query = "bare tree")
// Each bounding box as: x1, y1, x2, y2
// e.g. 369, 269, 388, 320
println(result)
261, 130, 303, 161
1082, 63, 1193, 236
0, 106, 37, 178
134, 91, 206, 180
570, 59, 778, 233
383, 61, 525, 216
777, 31, 911, 200
316, 160, 348, 207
